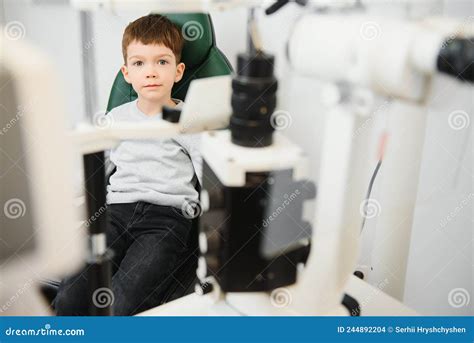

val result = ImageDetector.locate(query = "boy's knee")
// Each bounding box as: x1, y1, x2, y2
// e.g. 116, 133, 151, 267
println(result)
53, 274, 90, 316
54, 288, 89, 316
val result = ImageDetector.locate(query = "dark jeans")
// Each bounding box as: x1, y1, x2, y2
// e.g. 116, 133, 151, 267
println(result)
54, 201, 193, 316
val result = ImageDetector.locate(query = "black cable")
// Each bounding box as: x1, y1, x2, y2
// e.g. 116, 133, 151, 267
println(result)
265, 0, 289, 15
265, 0, 308, 16
360, 159, 382, 234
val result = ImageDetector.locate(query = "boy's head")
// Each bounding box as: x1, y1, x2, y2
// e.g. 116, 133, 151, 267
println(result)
121, 14, 185, 104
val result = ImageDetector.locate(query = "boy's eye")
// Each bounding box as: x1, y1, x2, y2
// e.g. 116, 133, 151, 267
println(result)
158, 60, 168, 65
133, 61, 143, 66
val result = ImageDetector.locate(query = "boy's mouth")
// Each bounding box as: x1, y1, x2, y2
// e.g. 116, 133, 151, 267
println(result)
144, 84, 161, 88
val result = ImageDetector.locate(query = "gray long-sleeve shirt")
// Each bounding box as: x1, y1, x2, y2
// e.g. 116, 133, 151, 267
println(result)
106, 99, 202, 209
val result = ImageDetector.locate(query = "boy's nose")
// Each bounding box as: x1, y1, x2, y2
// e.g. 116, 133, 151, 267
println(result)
146, 66, 158, 78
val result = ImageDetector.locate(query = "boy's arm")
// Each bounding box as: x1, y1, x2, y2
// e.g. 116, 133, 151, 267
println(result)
175, 134, 203, 187
103, 111, 117, 183
188, 134, 203, 187
104, 150, 116, 180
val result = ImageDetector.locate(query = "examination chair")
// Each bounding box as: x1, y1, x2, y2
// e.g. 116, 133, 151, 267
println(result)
43, 13, 232, 313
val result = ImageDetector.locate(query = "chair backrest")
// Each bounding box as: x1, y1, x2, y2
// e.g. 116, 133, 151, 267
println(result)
106, 13, 233, 112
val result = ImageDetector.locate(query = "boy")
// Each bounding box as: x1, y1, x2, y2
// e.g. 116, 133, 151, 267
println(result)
54, 14, 201, 315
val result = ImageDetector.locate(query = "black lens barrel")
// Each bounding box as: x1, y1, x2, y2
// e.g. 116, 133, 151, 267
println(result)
230, 52, 278, 147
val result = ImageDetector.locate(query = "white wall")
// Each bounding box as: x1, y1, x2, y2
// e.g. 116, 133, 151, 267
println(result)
404, 75, 472, 316
2, 0, 472, 315
2, 0, 85, 127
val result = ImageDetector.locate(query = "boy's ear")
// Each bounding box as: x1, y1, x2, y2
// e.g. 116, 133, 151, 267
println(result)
174, 62, 185, 83
121, 64, 131, 84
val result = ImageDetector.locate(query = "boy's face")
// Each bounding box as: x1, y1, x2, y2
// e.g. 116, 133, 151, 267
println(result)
121, 41, 185, 103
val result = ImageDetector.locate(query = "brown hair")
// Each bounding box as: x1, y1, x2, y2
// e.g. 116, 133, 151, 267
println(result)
122, 14, 184, 64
